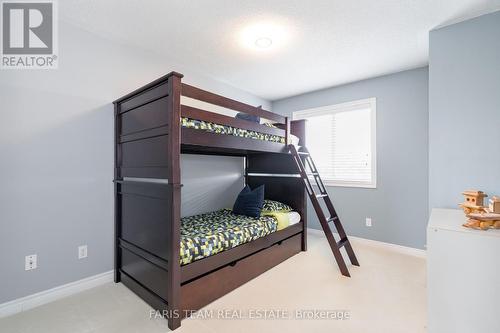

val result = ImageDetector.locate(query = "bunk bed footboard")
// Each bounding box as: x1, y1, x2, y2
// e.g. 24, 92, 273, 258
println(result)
114, 72, 183, 330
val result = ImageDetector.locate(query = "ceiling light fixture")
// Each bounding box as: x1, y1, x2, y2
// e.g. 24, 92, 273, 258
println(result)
254, 37, 273, 48
239, 21, 289, 52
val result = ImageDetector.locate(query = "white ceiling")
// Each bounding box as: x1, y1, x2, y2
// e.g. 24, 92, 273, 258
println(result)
60, 0, 500, 101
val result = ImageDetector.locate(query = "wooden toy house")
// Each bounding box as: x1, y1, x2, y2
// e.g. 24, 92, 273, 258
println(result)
462, 190, 487, 207
459, 190, 487, 214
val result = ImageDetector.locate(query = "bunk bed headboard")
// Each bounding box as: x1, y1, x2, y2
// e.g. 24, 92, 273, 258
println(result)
246, 152, 308, 250
290, 119, 307, 146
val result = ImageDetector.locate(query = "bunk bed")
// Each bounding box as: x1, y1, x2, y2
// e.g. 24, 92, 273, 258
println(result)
113, 72, 308, 330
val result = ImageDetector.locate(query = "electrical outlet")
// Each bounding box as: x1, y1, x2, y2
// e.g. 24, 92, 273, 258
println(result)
78, 245, 88, 259
365, 218, 372, 227
25, 254, 37, 271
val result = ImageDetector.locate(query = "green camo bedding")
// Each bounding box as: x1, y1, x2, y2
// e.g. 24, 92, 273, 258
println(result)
181, 117, 285, 144
180, 209, 278, 265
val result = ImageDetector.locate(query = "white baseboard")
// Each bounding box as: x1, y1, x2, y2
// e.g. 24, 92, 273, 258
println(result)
308, 228, 426, 258
0, 270, 114, 318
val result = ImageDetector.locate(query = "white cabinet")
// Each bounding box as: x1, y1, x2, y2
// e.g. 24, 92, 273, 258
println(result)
427, 209, 500, 333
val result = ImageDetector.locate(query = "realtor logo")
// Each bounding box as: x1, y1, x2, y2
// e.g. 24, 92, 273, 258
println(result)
1, 0, 58, 69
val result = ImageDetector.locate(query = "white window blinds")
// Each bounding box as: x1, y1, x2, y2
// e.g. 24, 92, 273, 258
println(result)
293, 98, 376, 188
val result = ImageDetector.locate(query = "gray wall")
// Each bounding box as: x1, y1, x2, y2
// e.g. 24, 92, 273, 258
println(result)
273, 68, 429, 249
181, 155, 244, 217
0, 22, 262, 304
429, 11, 500, 209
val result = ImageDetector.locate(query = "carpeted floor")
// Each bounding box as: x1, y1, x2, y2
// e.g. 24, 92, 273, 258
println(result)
0, 231, 427, 333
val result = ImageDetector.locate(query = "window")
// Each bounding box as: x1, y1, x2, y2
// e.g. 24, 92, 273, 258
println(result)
293, 98, 376, 188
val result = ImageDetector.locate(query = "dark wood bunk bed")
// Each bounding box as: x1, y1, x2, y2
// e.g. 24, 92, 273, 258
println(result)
113, 71, 357, 330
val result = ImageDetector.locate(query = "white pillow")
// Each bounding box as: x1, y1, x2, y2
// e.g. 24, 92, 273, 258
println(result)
288, 211, 301, 225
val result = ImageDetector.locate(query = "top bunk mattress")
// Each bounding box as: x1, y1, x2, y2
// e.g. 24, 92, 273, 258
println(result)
181, 117, 299, 145
180, 209, 278, 265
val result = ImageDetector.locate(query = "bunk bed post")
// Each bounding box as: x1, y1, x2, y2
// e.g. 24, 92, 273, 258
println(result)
290, 119, 308, 251
166, 72, 183, 330
285, 116, 291, 146
113, 103, 122, 283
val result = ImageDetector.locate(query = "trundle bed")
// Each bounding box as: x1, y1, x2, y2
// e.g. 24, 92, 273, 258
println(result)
113, 72, 307, 330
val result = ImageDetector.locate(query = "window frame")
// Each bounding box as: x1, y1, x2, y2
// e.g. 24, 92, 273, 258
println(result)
292, 98, 377, 189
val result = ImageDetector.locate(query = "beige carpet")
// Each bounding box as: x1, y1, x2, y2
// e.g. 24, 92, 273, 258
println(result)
0, 231, 427, 333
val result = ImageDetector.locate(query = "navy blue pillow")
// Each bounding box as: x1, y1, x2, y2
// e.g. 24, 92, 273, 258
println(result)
232, 185, 265, 218
235, 112, 260, 123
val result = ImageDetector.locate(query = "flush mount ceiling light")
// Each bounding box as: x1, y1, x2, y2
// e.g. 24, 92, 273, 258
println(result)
239, 21, 289, 52
254, 37, 273, 48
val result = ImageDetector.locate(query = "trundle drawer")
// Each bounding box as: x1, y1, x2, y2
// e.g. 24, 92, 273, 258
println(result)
180, 233, 302, 313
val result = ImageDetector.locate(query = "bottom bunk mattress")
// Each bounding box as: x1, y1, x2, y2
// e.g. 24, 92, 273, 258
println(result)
180, 209, 278, 265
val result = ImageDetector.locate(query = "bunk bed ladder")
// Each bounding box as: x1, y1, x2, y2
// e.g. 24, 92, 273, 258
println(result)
289, 145, 360, 277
